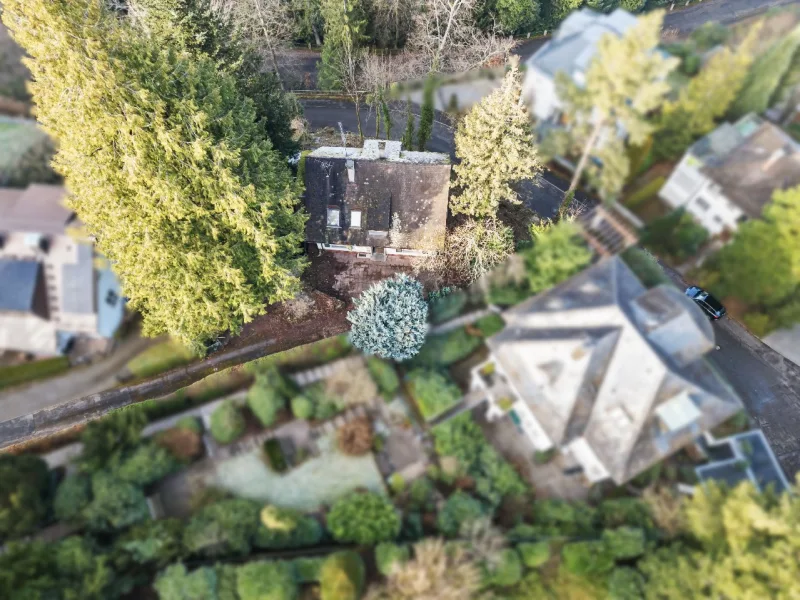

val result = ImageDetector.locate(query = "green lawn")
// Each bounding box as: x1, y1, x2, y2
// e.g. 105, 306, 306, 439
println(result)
0, 356, 70, 391
407, 369, 462, 421
126, 339, 196, 379
209, 434, 386, 511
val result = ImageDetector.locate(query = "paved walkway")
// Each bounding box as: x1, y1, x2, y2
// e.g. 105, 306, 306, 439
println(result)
290, 355, 365, 387
428, 307, 501, 335
0, 332, 159, 422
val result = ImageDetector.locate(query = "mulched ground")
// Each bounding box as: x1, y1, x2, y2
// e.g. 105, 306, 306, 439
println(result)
223, 289, 350, 353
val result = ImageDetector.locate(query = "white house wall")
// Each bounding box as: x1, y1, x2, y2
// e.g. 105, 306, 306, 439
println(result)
512, 400, 554, 451
522, 67, 560, 123
660, 155, 746, 235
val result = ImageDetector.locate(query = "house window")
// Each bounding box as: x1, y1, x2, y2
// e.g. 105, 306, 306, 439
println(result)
350, 210, 362, 228
694, 196, 710, 211
327, 208, 340, 227
106, 290, 119, 307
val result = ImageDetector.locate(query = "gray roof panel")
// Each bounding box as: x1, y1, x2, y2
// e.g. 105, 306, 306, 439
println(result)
0, 259, 40, 312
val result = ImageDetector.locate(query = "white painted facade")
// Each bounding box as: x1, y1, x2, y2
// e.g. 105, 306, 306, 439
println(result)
522, 67, 560, 123
659, 153, 746, 235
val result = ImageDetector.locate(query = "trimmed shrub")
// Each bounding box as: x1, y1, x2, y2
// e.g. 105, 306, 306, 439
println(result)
247, 380, 285, 428
290, 395, 314, 419
236, 560, 297, 600
183, 498, 260, 557
518, 541, 551, 569
347, 274, 428, 361
319, 551, 365, 600
263, 439, 288, 472
472, 313, 504, 338
366, 357, 400, 400
436, 491, 486, 538
327, 492, 401, 545
175, 415, 203, 434
621, 248, 669, 288
375, 542, 410, 576
429, 289, 468, 324
562, 541, 615, 577
609, 567, 646, 600
254, 513, 323, 550
293, 557, 325, 583
483, 548, 522, 588
54, 474, 91, 524
111, 441, 180, 487
411, 328, 483, 367
602, 527, 646, 560
623, 177, 666, 208
407, 369, 461, 421
210, 400, 246, 444
82, 472, 150, 533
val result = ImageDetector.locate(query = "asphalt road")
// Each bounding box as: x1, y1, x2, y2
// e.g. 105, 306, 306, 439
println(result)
664, 269, 800, 477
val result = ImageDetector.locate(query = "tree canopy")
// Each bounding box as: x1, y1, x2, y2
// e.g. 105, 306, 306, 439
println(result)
451, 59, 541, 218
2, 0, 307, 350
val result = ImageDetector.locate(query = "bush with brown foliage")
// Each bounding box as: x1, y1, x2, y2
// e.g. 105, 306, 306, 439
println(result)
156, 427, 202, 461
365, 538, 481, 600
337, 417, 374, 456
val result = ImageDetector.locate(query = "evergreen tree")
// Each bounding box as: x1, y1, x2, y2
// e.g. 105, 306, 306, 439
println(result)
2, 0, 307, 350
401, 100, 416, 149
417, 75, 435, 151
559, 11, 678, 198
729, 24, 800, 119
655, 26, 759, 160
132, 0, 301, 157
451, 59, 541, 218
318, 0, 367, 90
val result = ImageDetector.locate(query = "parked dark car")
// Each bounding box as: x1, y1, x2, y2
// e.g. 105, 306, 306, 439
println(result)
685, 286, 726, 320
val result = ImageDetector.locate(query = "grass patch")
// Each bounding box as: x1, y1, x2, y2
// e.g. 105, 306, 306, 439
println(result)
366, 357, 400, 400
472, 313, 504, 338
406, 369, 461, 421
126, 339, 196, 379
623, 176, 666, 208
0, 356, 70, 391
411, 327, 483, 367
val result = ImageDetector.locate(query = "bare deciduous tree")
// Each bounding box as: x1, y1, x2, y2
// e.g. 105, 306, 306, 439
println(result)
407, 0, 514, 73
359, 52, 424, 138
215, 0, 293, 86
370, 0, 416, 49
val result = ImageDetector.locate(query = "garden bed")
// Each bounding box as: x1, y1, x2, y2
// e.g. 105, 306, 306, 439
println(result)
209, 434, 386, 511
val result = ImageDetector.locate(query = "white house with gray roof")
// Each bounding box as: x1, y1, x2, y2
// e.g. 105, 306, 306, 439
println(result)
0, 185, 124, 355
471, 256, 741, 485
522, 8, 639, 123
659, 114, 800, 235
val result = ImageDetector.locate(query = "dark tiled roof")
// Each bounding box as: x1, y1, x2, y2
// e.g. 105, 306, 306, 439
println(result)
304, 151, 450, 248
0, 259, 41, 312
698, 120, 800, 218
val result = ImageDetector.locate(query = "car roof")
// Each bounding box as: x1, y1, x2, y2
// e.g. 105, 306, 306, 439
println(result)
699, 293, 725, 312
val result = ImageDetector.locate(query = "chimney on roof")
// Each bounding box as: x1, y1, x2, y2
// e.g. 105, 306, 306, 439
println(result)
362, 139, 381, 159
385, 141, 402, 160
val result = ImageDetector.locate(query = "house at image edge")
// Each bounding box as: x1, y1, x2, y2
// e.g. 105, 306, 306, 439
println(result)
522, 8, 639, 124
659, 113, 800, 235
0, 184, 124, 356
303, 139, 451, 258
471, 256, 741, 486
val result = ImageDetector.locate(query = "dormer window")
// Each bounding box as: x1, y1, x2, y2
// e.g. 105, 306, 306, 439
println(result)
327, 207, 340, 228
